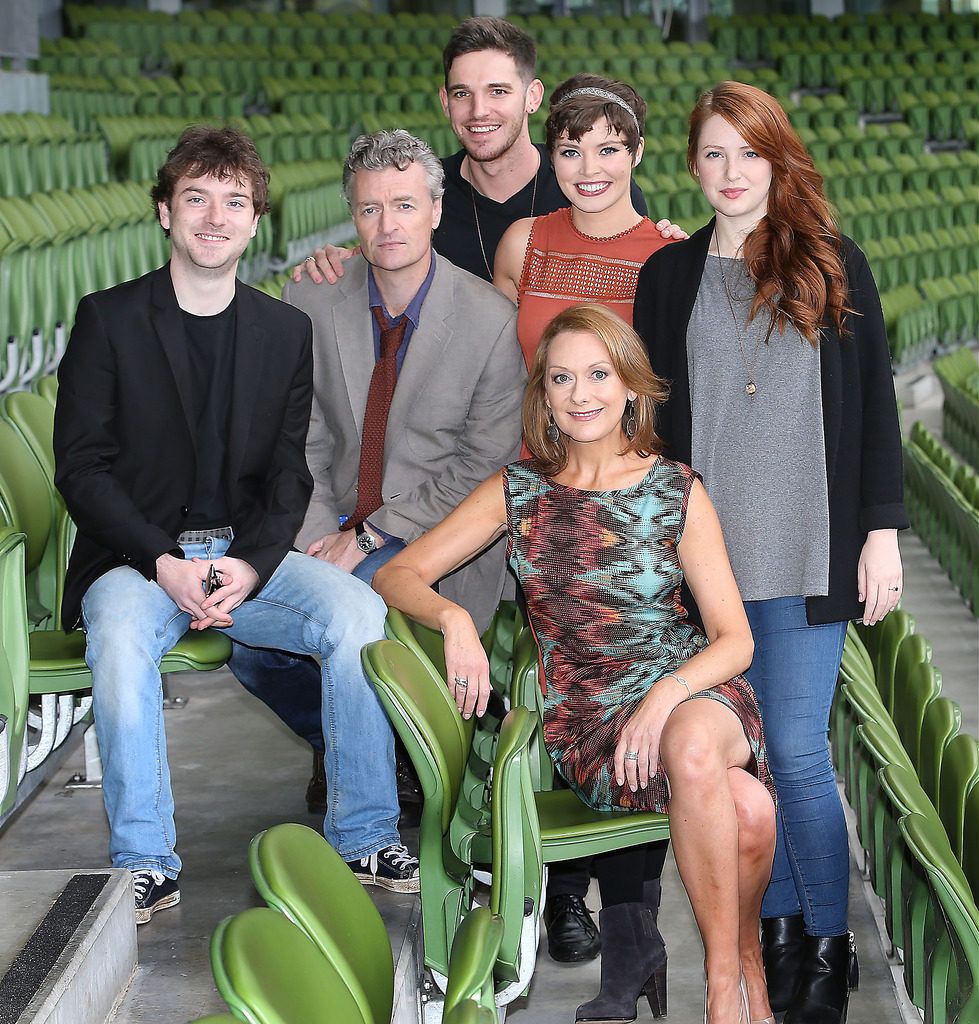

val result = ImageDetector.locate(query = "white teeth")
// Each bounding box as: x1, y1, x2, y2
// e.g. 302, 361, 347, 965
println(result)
198, 234, 227, 241
468, 125, 498, 133
578, 183, 608, 193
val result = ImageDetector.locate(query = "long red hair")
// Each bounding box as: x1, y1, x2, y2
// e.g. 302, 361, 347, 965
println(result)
687, 81, 850, 346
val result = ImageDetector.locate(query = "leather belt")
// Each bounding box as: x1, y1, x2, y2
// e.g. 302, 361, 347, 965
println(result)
176, 526, 234, 544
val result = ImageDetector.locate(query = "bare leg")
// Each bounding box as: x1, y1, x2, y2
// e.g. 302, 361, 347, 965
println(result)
729, 768, 777, 1022
660, 700, 776, 1023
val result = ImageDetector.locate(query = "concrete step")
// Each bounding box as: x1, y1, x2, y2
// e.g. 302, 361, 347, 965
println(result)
0, 869, 136, 1024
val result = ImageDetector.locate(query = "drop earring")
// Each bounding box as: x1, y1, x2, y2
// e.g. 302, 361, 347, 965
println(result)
624, 400, 637, 439
546, 412, 560, 444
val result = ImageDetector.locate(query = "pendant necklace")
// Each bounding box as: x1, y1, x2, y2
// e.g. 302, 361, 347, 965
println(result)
713, 236, 764, 397
468, 153, 539, 280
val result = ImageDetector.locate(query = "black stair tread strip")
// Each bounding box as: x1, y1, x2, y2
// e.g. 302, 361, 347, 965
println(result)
0, 873, 112, 1024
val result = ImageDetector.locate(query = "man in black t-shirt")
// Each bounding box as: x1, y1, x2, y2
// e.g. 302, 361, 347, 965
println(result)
299, 17, 682, 286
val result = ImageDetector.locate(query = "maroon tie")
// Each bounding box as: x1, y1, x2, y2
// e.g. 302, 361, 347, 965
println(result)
342, 306, 408, 530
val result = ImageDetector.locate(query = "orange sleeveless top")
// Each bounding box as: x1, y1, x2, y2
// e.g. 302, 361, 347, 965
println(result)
515, 207, 671, 369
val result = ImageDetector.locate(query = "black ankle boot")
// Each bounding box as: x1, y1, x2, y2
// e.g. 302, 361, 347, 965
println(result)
575, 902, 667, 1023
783, 932, 857, 1024
641, 879, 668, 1016
761, 914, 805, 1013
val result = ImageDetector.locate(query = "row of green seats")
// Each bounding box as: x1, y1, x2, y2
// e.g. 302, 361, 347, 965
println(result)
0, 136, 108, 199
834, 617, 979, 1018
864, 228, 977, 293
710, 11, 977, 63
935, 348, 979, 476
823, 151, 978, 202
880, 286, 937, 367
904, 424, 979, 615
774, 44, 976, 91
202, 823, 500, 1024
836, 187, 965, 243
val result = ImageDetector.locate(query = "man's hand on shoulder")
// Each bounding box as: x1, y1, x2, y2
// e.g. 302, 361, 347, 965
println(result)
305, 528, 381, 573
654, 219, 689, 241
290, 244, 361, 285
193, 555, 260, 629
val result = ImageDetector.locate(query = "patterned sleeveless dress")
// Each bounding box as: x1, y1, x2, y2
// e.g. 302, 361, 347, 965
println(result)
504, 456, 776, 814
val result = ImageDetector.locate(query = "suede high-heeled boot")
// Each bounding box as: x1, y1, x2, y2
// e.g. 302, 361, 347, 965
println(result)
783, 932, 858, 1024
760, 914, 805, 1013
575, 902, 667, 1023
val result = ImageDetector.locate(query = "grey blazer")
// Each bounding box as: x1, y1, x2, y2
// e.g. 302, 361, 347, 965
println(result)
284, 251, 526, 632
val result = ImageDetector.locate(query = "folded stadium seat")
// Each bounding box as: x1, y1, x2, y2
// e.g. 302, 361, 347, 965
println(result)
0, 527, 29, 814
937, 734, 979, 867
891, 650, 941, 772
917, 696, 962, 815
34, 375, 57, 406
963, 783, 979, 901
899, 812, 979, 1024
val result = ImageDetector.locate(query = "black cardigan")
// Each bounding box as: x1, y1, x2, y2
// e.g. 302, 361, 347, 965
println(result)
633, 220, 908, 625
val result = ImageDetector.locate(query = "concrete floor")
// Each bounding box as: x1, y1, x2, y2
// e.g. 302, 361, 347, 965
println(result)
0, 362, 974, 1024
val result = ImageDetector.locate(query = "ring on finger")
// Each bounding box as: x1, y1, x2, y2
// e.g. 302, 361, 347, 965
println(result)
624, 751, 639, 761
889, 586, 901, 592
453, 676, 469, 689
304, 255, 316, 263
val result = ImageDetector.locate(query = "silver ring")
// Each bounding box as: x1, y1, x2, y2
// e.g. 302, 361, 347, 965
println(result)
453, 676, 469, 688
304, 255, 316, 263
624, 751, 639, 761
889, 587, 901, 592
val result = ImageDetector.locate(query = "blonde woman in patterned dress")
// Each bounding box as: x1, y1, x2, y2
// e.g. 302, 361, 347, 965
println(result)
492, 72, 675, 370
376, 304, 777, 1024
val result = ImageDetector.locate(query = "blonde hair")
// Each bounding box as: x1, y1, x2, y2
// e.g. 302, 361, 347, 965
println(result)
523, 304, 669, 476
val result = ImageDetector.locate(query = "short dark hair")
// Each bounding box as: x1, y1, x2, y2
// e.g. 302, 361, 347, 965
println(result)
546, 73, 647, 155
151, 125, 270, 220
442, 17, 537, 86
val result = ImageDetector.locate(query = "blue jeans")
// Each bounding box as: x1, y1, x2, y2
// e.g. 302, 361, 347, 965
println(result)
81, 536, 398, 877
743, 596, 849, 937
229, 541, 405, 752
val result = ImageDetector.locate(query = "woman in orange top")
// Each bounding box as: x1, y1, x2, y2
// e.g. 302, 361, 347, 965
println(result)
493, 72, 674, 369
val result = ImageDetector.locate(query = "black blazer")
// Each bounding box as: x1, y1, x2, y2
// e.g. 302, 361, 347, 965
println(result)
633, 220, 908, 625
54, 264, 314, 629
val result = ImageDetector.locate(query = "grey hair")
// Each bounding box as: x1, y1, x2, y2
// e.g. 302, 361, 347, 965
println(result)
342, 129, 445, 207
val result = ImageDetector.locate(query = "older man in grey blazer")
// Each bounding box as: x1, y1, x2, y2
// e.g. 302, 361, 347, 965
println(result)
231, 131, 525, 877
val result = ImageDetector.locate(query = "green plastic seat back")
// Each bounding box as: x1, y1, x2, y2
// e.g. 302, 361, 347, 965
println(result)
4, 390, 56, 483
962, 782, 979, 901
481, 599, 524, 696
0, 418, 54, 574
892, 655, 940, 768
872, 609, 915, 714
900, 812, 979, 1021
361, 639, 470, 835
509, 627, 554, 791
34, 375, 58, 406
491, 707, 545, 981
210, 908, 368, 1024
442, 905, 504, 1017
384, 606, 448, 684
249, 823, 393, 1024
0, 528, 29, 814
938, 733, 979, 865
919, 696, 962, 807
444, 1004, 497, 1024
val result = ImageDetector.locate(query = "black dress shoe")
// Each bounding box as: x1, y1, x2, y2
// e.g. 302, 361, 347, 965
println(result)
543, 894, 601, 963
761, 913, 805, 1013
305, 751, 326, 815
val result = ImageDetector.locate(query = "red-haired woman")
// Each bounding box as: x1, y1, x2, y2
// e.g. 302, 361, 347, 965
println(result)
633, 82, 907, 1024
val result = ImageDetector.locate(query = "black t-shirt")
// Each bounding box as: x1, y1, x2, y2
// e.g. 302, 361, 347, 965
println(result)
181, 299, 236, 529
434, 143, 650, 282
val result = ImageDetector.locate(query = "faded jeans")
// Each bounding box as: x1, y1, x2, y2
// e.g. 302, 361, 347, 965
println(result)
82, 536, 397, 878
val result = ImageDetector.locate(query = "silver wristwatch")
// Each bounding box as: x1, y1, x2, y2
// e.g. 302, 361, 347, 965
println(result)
354, 522, 377, 554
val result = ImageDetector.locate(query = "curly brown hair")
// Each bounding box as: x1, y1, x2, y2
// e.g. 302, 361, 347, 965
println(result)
687, 82, 850, 346
523, 304, 668, 477
151, 125, 270, 227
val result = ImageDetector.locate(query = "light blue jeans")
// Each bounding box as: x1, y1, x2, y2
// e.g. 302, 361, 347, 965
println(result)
81, 536, 398, 878
743, 596, 849, 937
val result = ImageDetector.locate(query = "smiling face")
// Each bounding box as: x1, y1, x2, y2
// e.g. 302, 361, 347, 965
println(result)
551, 117, 642, 219
439, 49, 543, 164
544, 329, 637, 446
158, 173, 259, 274
350, 161, 442, 276
693, 113, 773, 234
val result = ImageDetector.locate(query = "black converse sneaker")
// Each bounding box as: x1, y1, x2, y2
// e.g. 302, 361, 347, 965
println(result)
131, 869, 181, 924
346, 843, 420, 893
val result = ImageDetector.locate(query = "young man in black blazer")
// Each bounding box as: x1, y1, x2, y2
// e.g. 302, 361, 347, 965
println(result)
54, 127, 418, 925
